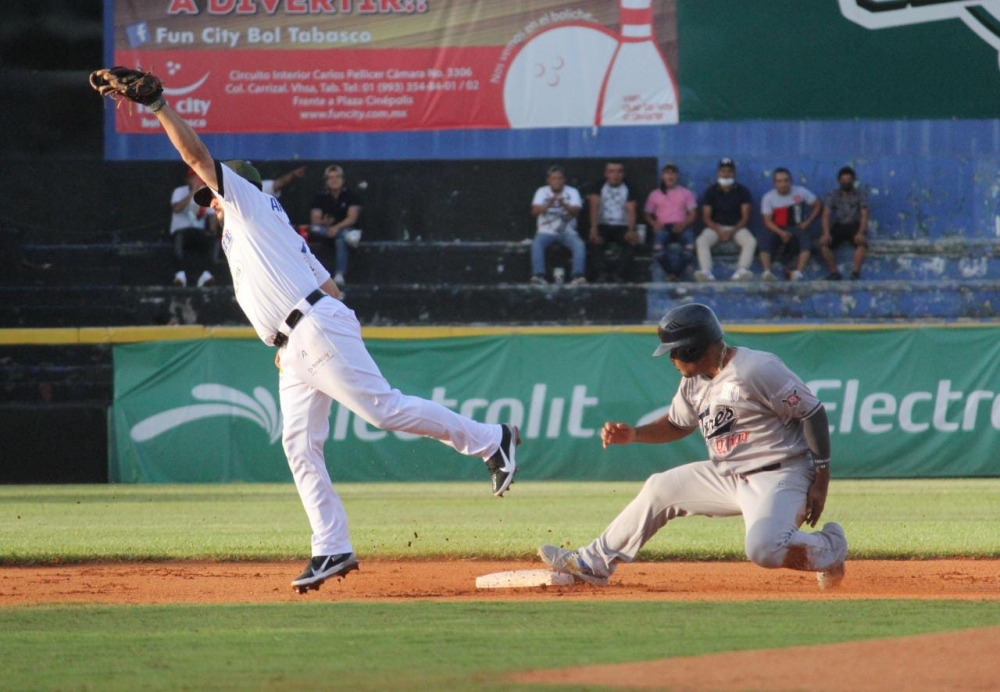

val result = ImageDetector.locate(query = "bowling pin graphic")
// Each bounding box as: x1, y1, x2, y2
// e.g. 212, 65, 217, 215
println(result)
599, 0, 679, 126
503, 24, 618, 128
503, 0, 679, 128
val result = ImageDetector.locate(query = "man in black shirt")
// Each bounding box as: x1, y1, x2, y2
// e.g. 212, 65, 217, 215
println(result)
696, 158, 757, 282
309, 164, 363, 286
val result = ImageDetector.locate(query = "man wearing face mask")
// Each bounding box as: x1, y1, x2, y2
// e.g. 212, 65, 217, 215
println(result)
537, 303, 847, 590
819, 167, 870, 280
695, 158, 756, 282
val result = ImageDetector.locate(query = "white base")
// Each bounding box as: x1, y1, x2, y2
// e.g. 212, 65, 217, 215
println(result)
475, 569, 576, 589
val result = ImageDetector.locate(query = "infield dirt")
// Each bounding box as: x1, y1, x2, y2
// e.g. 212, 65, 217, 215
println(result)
1, 558, 997, 605
4, 559, 997, 691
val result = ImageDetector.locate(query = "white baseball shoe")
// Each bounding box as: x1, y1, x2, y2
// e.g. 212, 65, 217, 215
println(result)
693, 270, 715, 282
196, 270, 215, 288
731, 268, 753, 281
789, 269, 804, 281
173, 270, 187, 287
761, 270, 777, 281
537, 544, 609, 586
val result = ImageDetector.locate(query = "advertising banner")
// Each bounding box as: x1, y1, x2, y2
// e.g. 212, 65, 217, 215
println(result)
111, 328, 1000, 483
110, 0, 678, 133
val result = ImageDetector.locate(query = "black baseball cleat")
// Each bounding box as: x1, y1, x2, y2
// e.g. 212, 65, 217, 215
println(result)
291, 553, 359, 594
485, 424, 520, 497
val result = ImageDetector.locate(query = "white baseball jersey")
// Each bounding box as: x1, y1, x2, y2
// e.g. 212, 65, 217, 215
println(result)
667, 347, 822, 474
532, 185, 582, 235
208, 161, 330, 344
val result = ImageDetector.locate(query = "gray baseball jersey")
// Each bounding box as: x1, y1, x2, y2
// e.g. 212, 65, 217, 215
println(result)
667, 347, 822, 474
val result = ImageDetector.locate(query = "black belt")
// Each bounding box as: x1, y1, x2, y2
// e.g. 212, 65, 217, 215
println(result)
273, 289, 325, 348
738, 463, 781, 478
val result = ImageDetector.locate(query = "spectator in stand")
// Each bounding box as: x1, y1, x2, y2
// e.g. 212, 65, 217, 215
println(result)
530, 165, 587, 285
170, 167, 219, 288
696, 158, 756, 282
309, 164, 362, 287
819, 166, 869, 280
644, 163, 698, 281
263, 165, 307, 199
759, 168, 822, 281
587, 162, 640, 282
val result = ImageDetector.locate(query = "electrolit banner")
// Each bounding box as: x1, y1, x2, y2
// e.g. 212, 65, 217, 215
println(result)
110, 328, 1000, 483
109, 0, 679, 133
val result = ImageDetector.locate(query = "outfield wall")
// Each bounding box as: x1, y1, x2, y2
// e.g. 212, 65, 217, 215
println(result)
104, 325, 1000, 482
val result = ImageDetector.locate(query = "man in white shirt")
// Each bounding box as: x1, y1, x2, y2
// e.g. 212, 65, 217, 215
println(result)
530, 165, 587, 285
759, 168, 823, 281
93, 69, 521, 594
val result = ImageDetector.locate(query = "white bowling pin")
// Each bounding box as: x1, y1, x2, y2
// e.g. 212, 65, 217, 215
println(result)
504, 25, 619, 128
599, 0, 679, 126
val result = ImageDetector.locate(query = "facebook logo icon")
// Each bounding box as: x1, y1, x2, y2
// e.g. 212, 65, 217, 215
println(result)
125, 22, 150, 48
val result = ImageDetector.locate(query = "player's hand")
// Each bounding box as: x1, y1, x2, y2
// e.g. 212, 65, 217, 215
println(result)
326, 226, 340, 238
624, 230, 640, 246
589, 230, 603, 245
804, 467, 830, 527
601, 422, 636, 449
274, 350, 282, 370
779, 230, 792, 243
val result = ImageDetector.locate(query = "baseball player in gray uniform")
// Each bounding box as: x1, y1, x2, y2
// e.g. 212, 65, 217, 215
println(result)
539, 303, 847, 589
91, 68, 519, 594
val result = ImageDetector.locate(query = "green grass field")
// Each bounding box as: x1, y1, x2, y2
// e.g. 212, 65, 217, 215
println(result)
2, 480, 998, 564
3, 479, 999, 690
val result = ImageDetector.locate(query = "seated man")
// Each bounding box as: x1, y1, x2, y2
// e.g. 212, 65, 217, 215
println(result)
169, 166, 219, 288
819, 166, 869, 280
309, 164, 362, 287
759, 168, 822, 281
586, 162, 640, 283
696, 158, 756, 281
530, 165, 586, 285
644, 163, 698, 281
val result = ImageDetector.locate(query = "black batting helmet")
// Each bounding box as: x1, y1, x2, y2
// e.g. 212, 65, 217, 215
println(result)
653, 303, 724, 361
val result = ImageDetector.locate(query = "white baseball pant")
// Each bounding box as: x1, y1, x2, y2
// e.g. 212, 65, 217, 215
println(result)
278, 296, 502, 556
577, 459, 847, 576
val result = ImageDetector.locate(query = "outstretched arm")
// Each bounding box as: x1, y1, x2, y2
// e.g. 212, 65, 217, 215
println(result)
153, 104, 217, 194
601, 414, 695, 449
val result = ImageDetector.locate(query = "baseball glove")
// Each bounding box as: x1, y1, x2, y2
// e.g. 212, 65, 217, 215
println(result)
89, 67, 164, 107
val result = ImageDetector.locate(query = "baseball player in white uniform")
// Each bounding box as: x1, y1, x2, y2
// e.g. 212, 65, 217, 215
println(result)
99, 77, 520, 594
540, 303, 847, 589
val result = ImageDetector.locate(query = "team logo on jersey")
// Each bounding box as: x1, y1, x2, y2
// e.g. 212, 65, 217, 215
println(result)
713, 431, 749, 456
782, 390, 802, 407
129, 384, 281, 444
700, 405, 736, 439
839, 1, 1000, 70
221, 229, 234, 257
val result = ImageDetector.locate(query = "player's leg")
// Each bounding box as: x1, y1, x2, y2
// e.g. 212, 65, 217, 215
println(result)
737, 463, 847, 572
279, 369, 352, 558
283, 299, 503, 459
544, 460, 740, 582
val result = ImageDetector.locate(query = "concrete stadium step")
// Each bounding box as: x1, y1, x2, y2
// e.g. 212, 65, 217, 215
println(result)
647, 278, 1000, 322
0, 283, 648, 328
23, 238, 997, 287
